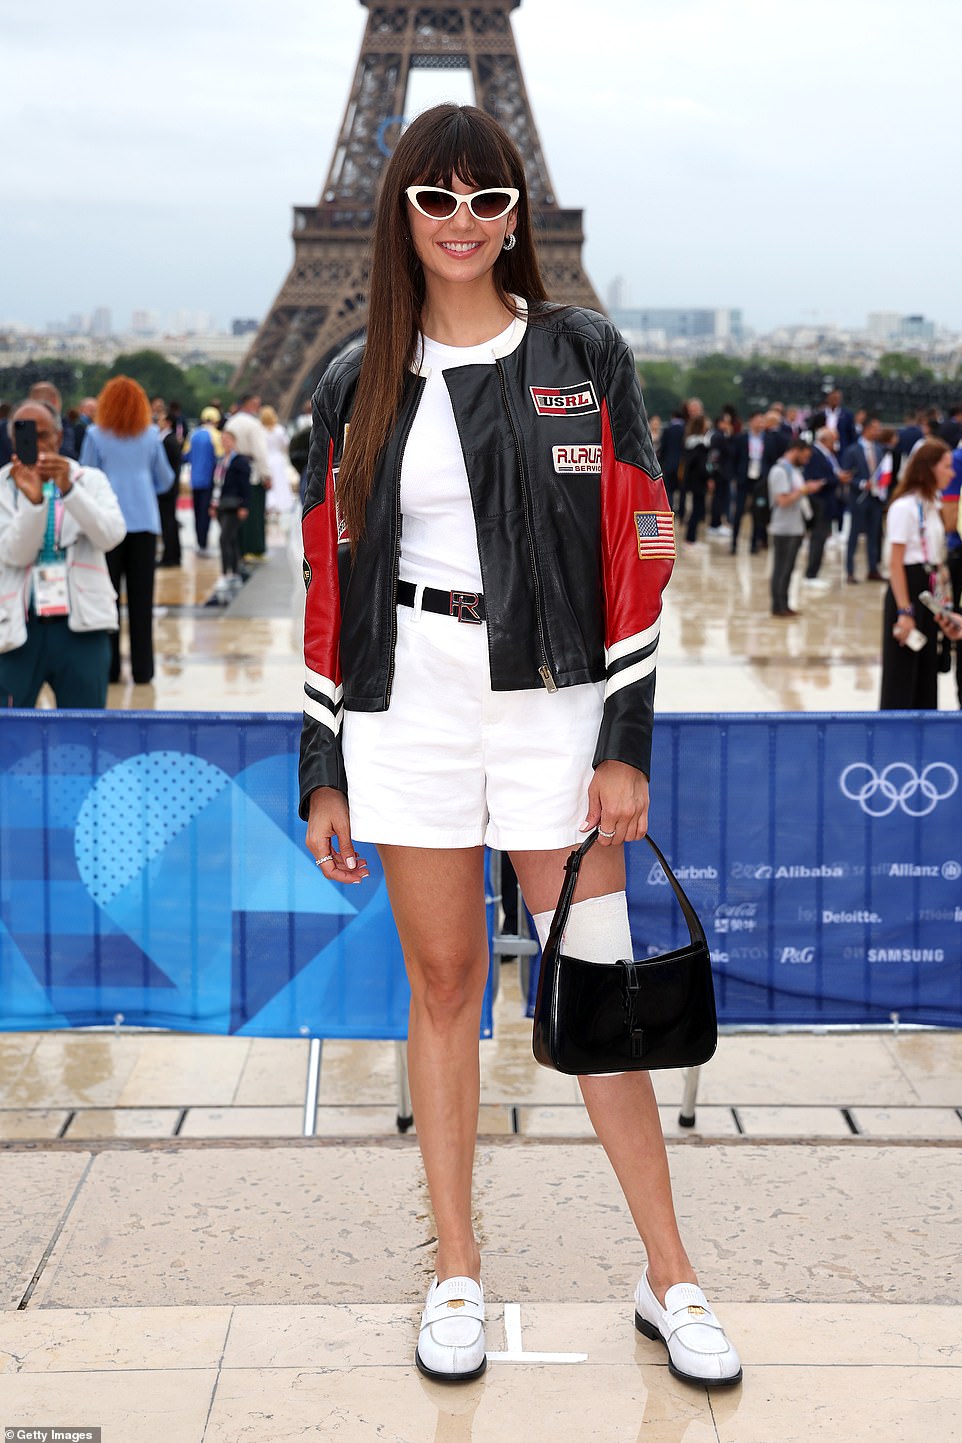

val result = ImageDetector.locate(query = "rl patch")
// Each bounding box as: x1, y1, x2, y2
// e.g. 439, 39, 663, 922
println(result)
634, 511, 676, 560
530, 380, 599, 416
552, 444, 601, 474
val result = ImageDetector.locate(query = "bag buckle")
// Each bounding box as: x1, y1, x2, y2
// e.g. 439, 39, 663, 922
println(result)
449, 590, 483, 624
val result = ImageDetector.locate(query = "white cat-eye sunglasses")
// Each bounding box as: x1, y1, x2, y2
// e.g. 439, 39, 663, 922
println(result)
405, 185, 520, 221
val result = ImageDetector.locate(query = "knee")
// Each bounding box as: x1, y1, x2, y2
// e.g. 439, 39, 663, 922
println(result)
408, 951, 488, 1023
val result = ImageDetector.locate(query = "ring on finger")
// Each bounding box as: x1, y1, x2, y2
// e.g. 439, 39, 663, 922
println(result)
316, 854, 334, 866
598, 827, 617, 839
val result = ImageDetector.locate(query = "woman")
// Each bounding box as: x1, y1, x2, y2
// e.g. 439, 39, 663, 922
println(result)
880, 438, 955, 709
261, 404, 296, 520
299, 105, 741, 1388
682, 414, 713, 544
79, 376, 174, 684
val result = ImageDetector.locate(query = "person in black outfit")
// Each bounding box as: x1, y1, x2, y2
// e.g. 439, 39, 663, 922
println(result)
731, 411, 767, 554
682, 416, 712, 543
210, 429, 251, 592
157, 412, 183, 567
658, 409, 686, 516
939, 405, 962, 450
709, 414, 735, 532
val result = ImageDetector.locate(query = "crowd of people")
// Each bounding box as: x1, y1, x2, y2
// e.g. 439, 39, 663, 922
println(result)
2, 368, 960, 713
0, 378, 307, 708
652, 390, 962, 708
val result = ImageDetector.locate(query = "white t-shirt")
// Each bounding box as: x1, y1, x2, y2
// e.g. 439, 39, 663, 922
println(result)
886, 493, 945, 567
399, 321, 515, 593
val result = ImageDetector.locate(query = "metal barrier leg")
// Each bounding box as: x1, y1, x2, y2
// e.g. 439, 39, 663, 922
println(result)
303, 1037, 323, 1138
396, 1040, 413, 1133
678, 1065, 700, 1129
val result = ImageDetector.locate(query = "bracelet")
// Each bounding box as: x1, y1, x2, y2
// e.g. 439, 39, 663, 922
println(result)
896, 608, 914, 617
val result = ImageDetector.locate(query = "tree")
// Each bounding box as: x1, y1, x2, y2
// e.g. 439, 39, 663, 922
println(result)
877, 352, 934, 383
684, 354, 748, 418
635, 360, 686, 419
107, 350, 199, 411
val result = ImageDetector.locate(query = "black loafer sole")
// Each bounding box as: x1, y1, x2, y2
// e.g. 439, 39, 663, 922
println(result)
415, 1349, 487, 1384
634, 1310, 743, 1388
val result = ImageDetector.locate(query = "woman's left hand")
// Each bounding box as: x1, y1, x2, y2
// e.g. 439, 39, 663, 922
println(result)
581, 759, 650, 846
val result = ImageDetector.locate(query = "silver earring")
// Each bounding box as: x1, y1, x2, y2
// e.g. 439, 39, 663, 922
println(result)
502, 233, 517, 252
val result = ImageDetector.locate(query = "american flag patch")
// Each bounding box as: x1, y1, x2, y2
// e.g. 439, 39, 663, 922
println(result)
634, 511, 675, 560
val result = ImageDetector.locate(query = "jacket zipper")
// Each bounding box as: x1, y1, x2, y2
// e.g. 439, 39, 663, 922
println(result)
496, 360, 557, 692
383, 379, 424, 706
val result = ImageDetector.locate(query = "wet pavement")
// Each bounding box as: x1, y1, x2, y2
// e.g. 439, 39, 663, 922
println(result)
5, 512, 961, 1440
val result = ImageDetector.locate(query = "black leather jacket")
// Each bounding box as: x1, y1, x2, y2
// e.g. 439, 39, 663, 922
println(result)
299, 302, 674, 817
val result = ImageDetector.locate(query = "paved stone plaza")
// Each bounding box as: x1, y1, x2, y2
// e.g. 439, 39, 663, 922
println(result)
2, 524, 960, 1439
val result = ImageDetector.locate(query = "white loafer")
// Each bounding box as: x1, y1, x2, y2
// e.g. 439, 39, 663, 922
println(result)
634, 1268, 742, 1386
415, 1275, 487, 1382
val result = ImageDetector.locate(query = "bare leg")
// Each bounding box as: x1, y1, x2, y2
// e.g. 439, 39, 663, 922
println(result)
511, 843, 697, 1304
379, 844, 488, 1283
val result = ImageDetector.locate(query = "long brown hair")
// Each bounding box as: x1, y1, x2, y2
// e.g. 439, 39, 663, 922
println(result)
889, 437, 948, 505
96, 376, 152, 438
337, 104, 548, 547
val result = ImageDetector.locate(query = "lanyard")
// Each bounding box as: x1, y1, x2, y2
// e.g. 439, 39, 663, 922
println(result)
39, 481, 66, 561
916, 500, 929, 567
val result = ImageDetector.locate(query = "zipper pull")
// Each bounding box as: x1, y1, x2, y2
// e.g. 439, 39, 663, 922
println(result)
539, 665, 558, 694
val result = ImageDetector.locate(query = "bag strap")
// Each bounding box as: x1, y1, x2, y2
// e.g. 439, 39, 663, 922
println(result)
553, 829, 707, 949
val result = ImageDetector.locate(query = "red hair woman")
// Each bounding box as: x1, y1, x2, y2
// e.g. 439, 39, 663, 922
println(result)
80, 376, 174, 685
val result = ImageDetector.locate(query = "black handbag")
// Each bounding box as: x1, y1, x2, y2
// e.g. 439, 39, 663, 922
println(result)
532, 830, 718, 1075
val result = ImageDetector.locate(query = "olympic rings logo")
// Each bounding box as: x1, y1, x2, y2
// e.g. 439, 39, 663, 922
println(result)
839, 762, 959, 818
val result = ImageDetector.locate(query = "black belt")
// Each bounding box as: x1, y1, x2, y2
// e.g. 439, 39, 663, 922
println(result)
397, 580, 486, 625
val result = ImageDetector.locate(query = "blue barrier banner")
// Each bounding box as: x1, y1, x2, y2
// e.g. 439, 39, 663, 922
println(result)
627, 713, 962, 1027
2, 712, 959, 1036
0, 713, 494, 1040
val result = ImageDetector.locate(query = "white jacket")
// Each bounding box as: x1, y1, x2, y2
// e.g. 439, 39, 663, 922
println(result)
0, 461, 127, 654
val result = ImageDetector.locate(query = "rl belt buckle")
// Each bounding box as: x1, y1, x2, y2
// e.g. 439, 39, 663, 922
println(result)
449, 590, 483, 625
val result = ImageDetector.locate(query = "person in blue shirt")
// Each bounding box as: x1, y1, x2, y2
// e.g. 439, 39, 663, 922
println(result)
79, 376, 174, 685
181, 408, 222, 555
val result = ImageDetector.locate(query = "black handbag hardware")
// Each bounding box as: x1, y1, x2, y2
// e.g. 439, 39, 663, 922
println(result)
531, 829, 718, 1075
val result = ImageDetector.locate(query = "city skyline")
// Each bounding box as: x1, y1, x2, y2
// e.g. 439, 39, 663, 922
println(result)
2, 0, 958, 335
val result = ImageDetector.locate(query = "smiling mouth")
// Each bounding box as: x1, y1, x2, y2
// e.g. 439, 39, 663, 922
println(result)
438, 241, 484, 254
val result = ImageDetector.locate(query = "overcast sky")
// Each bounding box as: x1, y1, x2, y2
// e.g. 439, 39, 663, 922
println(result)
2, 0, 957, 334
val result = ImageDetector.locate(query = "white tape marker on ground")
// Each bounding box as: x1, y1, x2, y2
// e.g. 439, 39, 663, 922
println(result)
486, 1302, 588, 1364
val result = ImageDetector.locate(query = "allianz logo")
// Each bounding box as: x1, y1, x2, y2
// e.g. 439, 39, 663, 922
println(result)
886, 861, 962, 880
648, 863, 718, 885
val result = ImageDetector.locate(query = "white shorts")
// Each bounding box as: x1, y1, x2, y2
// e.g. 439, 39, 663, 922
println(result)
341, 600, 603, 850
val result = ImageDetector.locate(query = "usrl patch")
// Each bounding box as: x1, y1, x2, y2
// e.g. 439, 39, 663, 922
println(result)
530, 380, 599, 416
552, 444, 601, 474
634, 511, 675, 560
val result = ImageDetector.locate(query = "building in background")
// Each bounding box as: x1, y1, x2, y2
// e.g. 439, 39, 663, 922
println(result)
612, 306, 744, 349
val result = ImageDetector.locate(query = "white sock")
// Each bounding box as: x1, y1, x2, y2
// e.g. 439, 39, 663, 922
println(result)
532, 893, 632, 1078
532, 891, 632, 964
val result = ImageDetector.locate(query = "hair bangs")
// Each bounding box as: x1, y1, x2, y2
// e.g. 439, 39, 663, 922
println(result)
402, 106, 524, 194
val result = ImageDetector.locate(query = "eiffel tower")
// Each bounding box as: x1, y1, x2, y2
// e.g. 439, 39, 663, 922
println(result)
233, 0, 604, 416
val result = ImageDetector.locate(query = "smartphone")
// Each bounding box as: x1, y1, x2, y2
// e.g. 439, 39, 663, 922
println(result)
905, 628, 928, 652
918, 590, 957, 620
13, 418, 38, 466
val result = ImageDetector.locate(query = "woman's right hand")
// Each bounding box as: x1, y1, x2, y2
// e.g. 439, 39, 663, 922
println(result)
306, 787, 369, 885
892, 612, 915, 647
